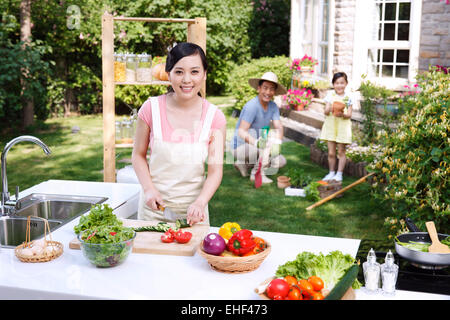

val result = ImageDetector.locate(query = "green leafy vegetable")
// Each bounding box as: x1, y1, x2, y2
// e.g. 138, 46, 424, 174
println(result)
79, 225, 135, 267
74, 204, 122, 235
275, 251, 362, 290
304, 181, 321, 202
395, 236, 450, 252
80, 225, 135, 244
442, 236, 450, 246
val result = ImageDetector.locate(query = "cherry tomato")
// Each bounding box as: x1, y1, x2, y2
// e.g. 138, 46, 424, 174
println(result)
308, 276, 324, 291
266, 279, 290, 300
287, 286, 303, 300
310, 291, 325, 300
174, 230, 193, 244
298, 279, 315, 299
284, 275, 298, 287
161, 231, 174, 243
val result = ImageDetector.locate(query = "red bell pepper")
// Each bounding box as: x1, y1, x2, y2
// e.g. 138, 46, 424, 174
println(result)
226, 229, 256, 256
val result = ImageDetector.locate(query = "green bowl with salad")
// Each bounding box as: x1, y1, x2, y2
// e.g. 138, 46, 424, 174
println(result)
78, 225, 136, 268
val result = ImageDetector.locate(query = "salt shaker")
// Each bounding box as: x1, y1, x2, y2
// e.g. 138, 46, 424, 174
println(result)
363, 248, 380, 294
381, 250, 398, 296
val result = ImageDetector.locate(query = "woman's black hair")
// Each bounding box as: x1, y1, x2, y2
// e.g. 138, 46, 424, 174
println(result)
332, 72, 348, 84
165, 42, 208, 72
165, 42, 207, 96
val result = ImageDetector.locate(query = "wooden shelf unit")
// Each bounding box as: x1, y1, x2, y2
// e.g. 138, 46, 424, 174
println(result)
101, 12, 206, 182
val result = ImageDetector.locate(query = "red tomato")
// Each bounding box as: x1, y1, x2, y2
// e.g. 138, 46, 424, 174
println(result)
266, 279, 290, 300
287, 286, 303, 300
161, 231, 174, 243
284, 275, 298, 287
308, 276, 324, 291
174, 230, 193, 244
311, 291, 325, 300
298, 279, 315, 299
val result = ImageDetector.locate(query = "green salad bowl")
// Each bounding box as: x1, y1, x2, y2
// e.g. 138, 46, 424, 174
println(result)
78, 228, 136, 268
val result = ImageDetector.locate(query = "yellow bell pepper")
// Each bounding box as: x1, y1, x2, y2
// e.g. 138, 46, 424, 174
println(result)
218, 222, 241, 240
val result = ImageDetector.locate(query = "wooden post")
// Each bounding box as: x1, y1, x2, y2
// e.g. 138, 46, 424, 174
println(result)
187, 17, 207, 97
102, 12, 115, 182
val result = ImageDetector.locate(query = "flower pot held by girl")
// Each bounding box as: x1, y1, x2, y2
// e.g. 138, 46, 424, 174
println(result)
332, 101, 346, 116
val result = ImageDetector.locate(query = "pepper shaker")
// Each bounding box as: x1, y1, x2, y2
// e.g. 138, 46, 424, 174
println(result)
363, 248, 381, 294
381, 250, 398, 296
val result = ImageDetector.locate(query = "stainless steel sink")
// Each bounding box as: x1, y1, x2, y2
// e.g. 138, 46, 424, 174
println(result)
0, 193, 107, 248
0, 216, 62, 248
15, 193, 107, 222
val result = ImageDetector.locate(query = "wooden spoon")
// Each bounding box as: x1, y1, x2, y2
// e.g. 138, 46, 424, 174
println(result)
425, 221, 450, 254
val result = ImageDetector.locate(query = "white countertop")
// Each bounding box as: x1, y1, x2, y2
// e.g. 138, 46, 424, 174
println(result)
0, 180, 448, 300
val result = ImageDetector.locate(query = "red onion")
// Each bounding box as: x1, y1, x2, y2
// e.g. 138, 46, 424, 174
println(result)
202, 233, 226, 256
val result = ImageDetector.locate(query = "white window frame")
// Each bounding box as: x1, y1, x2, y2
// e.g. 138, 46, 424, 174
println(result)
290, 0, 334, 78
352, 0, 422, 90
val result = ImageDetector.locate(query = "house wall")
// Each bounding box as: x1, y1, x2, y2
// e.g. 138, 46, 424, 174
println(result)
332, 0, 356, 78
419, 0, 450, 70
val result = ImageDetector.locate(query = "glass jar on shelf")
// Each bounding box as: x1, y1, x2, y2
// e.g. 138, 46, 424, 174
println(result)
136, 53, 152, 82
115, 121, 123, 144
125, 53, 137, 82
121, 119, 133, 144
114, 53, 126, 82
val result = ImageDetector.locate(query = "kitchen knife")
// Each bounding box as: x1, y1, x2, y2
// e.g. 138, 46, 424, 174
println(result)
158, 204, 181, 221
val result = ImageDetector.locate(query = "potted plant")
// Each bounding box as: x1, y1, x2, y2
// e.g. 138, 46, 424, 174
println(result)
284, 168, 313, 197
311, 79, 330, 99
289, 55, 319, 86
289, 55, 319, 73
282, 88, 314, 111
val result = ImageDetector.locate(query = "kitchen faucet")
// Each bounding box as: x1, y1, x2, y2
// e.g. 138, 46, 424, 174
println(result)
1, 135, 51, 215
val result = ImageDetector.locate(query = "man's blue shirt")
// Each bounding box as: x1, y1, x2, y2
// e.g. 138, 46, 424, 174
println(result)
232, 97, 280, 149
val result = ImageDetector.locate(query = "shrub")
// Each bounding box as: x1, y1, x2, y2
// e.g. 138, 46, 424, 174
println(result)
358, 75, 399, 144
369, 66, 450, 236
227, 55, 291, 111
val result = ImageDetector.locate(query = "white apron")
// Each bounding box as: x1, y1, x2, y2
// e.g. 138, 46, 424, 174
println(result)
137, 96, 217, 225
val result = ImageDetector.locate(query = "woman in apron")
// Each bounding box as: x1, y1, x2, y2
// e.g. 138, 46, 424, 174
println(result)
132, 42, 226, 226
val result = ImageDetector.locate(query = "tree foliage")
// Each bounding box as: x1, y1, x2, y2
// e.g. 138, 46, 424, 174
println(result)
0, 0, 290, 123
248, 0, 291, 58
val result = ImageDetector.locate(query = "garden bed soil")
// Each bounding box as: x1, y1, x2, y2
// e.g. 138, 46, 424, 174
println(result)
310, 144, 368, 179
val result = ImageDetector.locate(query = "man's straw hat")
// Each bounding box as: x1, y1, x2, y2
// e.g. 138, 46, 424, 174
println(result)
248, 71, 287, 96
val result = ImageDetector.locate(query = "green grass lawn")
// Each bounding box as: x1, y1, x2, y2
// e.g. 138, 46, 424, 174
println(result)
0, 96, 391, 241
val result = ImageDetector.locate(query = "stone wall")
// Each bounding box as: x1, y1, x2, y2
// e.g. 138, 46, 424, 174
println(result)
419, 1, 450, 70
332, 0, 356, 76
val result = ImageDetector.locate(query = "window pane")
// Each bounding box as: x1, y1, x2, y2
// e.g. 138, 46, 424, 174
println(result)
368, 64, 379, 78
397, 50, 409, 63
399, 2, 411, 20
383, 23, 396, 40
383, 49, 394, 63
385, 3, 396, 21
378, 23, 383, 40
396, 66, 409, 79
382, 65, 393, 77
322, 0, 329, 41
398, 23, 409, 40
321, 46, 328, 74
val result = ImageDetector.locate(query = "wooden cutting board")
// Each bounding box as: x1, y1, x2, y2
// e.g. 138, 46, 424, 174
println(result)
69, 218, 210, 256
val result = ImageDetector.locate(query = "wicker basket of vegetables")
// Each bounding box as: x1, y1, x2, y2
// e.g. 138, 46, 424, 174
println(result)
197, 224, 271, 273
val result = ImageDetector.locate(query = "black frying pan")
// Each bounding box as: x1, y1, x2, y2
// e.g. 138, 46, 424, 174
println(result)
394, 218, 450, 266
